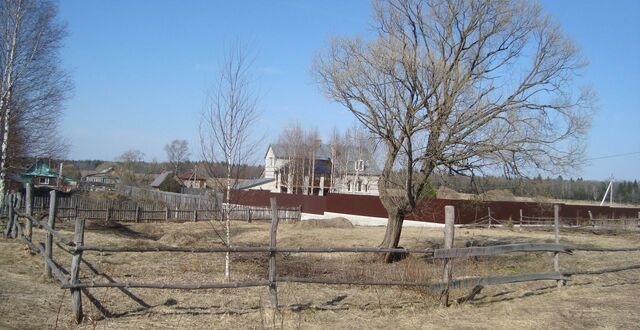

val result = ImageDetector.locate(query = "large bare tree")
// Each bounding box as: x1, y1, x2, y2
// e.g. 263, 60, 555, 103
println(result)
200, 44, 260, 280
314, 0, 593, 262
0, 0, 71, 198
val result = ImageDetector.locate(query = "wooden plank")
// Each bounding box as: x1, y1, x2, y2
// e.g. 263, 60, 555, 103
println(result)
564, 264, 640, 276
431, 272, 571, 292
277, 277, 430, 287
62, 280, 270, 290
45, 190, 57, 278
269, 197, 279, 309
17, 213, 72, 246
76, 245, 436, 254
22, 240, 69, 285
573, 246, 640, 252
70, 218, 86, 323
433, 243, 573, 259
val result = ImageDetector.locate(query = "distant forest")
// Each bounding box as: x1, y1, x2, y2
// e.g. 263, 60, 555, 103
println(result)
34, 159, 640, 205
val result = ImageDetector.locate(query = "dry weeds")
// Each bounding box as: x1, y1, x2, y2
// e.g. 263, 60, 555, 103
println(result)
0, 219, 638, 329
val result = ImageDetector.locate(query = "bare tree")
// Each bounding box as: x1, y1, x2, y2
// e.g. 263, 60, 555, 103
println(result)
117, 149, 145, 186
314, 0, 593, 262
164, 139, 190, 173
200, 44, 260, 280
0, 0, 71, 199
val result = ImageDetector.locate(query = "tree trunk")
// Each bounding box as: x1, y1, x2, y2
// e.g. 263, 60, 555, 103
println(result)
380, 209, 405, 263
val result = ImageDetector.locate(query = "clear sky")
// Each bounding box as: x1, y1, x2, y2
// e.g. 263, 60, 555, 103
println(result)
57, 0, 639, 181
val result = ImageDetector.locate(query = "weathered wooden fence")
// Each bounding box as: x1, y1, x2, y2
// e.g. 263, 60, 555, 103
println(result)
8, 186, 300, 223
464, 206, 639, 231
116, 184, 220, 209
3, 192, 640, 324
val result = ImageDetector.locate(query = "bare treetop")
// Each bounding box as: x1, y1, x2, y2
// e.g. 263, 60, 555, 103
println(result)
164, 139, 190, 173
314, 0, 593, 258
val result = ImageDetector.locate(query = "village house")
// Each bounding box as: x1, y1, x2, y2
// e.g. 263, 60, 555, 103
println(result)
178, 170, 208, 189
82, 166, 121, 187
256, 143, 380, 196
20, 160, 76, 192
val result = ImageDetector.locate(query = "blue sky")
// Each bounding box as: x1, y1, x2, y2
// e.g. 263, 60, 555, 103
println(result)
57, 0, 639, 181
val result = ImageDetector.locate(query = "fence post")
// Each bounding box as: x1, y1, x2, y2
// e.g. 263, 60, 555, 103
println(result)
16, 193, 22, 214
554, 204, 564, 288
269, 197, 279, 309
519, 209, 523, 230
45, 190, 58, 278
588, 210, 594, 227
441, 205, 455, 307
4, 194, 14, 238
487, 207, 492, 228
135, 206, 140, 223
26, 185, 33, 241
70, 217, 85, 324
165, 206, 169, 222
105, 206, 110, 221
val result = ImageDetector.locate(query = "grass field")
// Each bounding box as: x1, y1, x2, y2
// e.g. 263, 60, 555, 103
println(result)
0, 219, 638, 329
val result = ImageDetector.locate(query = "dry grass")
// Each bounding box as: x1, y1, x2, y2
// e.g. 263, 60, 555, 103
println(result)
0, 219, 639, 329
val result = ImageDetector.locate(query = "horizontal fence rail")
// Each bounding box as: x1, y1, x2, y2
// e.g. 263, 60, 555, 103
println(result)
3, 191, 640, 324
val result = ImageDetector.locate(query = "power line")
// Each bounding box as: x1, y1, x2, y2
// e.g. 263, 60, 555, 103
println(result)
587, 151, 640, 161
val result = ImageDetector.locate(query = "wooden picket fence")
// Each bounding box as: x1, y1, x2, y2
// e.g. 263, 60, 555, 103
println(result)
3, 192, 640, 324
4, 190, 301, 223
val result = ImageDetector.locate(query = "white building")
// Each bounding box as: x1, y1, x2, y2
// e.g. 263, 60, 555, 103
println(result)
246, 144, 380, 196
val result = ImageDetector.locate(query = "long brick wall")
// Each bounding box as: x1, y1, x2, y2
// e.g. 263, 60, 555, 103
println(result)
231, 190, 640, 225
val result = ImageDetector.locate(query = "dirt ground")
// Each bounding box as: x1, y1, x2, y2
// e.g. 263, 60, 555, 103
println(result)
0, 219, 639, 329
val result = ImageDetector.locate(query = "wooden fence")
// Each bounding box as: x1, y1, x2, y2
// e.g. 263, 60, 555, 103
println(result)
4, 186, 300, 223
464, 206, 639, 231
3, 193, 640, 324
116, 184, 220, 209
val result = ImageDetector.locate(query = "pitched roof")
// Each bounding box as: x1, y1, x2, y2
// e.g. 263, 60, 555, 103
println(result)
236, 177, 275, 190
150, 171, 173, 187
268, 144, 333, 160
22, 161, 59, 178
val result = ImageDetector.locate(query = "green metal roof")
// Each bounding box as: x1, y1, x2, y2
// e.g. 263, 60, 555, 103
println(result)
21, 161, 74, 183
22, 162, 58, 178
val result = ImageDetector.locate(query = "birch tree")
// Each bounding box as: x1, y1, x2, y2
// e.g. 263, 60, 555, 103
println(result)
164, 139, 190, 173
0, 0, 70, 199
314, 0, 593, 262
200, 45, 260, 280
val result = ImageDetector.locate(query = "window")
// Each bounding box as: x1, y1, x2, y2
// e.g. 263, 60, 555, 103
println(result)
355, 160, 365, 171
39, 177, 50, 185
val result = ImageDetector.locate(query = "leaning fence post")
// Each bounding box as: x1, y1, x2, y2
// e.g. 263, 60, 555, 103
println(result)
4, 194, 14, 238
165, 206, 169, 222
45, 190, 58, 278
441, 205, 455, 307
487, 207, 492, 228
269, 197, 279, 309
554, 204, 564, 288
135, 206, 140, 223
70, 217, 86, 324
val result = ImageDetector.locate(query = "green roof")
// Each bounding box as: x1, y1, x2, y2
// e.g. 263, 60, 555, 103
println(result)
21, 161, 74, 183
22, 162, 58, 178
